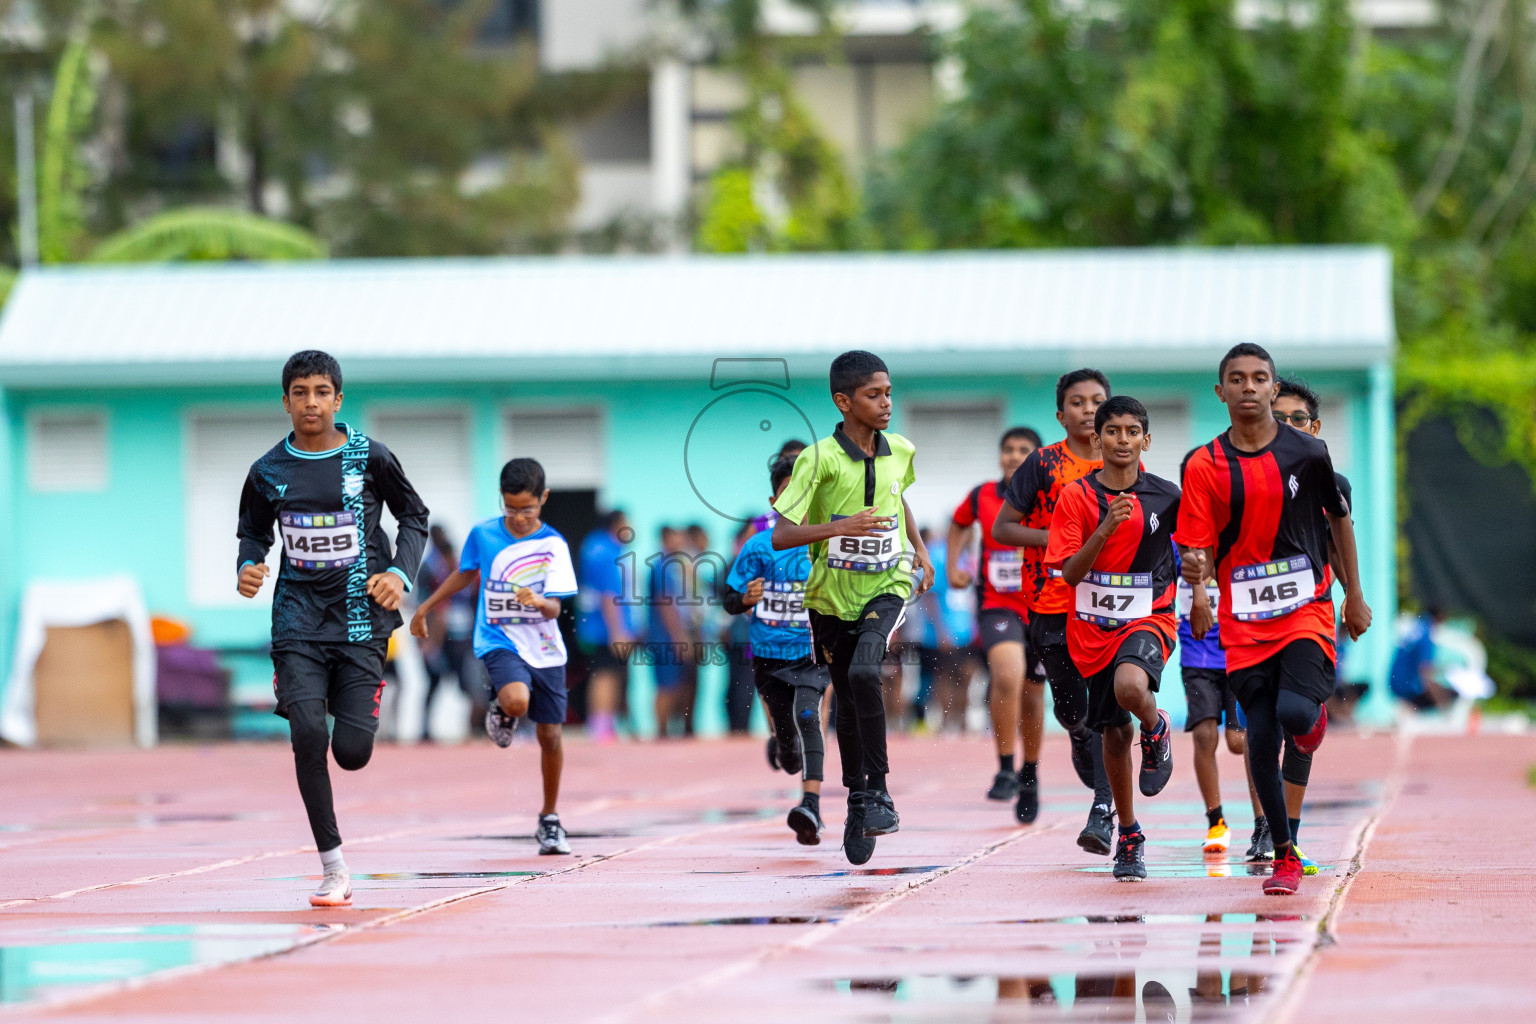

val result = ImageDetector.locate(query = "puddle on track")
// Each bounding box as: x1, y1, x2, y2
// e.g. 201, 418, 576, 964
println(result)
634, 915, 838, 928
0, 923, 340, 1006
794, 865, 945, 879
274, 871, 544, 882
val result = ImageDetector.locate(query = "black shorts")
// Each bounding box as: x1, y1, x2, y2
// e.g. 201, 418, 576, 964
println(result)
978, 607, 1026, 653
271, 638, 389, 734
1085, 630, 1166, 732
1228, 638, 1333, 713
808, 593, 906, 670
753, 655, 832, 694
482, 649, 568, 725
1182, 666, 1240, 730
1028, 611, 1083, 690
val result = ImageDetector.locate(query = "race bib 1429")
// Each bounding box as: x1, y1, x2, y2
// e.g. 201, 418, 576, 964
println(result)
281, 511, 360, 570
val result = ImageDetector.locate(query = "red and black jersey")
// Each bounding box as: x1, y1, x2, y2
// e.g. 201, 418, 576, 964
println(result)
1173, 426, 1348, 672
1043, 471, 1181, 677
952, 480, 1031, 618
1001, 441, 1100, 615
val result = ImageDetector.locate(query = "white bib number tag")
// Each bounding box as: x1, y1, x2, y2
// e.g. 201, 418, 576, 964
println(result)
281, 511, 359, 569
754, 580, 809, 629
1075, 571, 1153, 627
484, 579, 545, 626
986, 550, 1024, 593
1176, 578, 1219, 619
1229, 555, 1314, 621
827, 514, 904, 573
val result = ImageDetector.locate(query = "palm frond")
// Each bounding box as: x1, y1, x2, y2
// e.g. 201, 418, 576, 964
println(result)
88, 208, 328, 263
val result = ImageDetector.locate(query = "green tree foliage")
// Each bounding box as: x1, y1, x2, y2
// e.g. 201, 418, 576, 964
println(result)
865, 0, 1413, 251
37, 35, 95, 262
686, 0, 863, 252
87, 206, 326, 261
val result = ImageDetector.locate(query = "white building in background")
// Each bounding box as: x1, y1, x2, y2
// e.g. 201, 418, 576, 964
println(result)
541, 0, 1446, 242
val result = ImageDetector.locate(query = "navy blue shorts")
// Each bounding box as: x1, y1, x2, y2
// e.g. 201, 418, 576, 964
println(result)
481, 649, 568, 725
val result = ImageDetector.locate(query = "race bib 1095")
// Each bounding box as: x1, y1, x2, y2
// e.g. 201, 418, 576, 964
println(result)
1229, 555, 1314, 621
280, 511, 360, 570
754, 580, 809, 629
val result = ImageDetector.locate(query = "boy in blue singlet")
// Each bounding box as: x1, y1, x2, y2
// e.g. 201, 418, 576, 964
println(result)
411, 458, 579, 855
724, 454, 831, 846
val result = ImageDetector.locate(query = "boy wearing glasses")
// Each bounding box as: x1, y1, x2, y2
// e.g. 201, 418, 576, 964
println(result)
411, 458, 579, 855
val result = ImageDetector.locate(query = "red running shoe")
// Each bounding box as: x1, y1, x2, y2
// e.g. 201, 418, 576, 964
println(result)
1292, 704, 1328, 755
1264, 850, 1303, 895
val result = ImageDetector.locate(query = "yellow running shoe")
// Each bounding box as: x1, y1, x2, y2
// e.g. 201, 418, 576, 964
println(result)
1296, 846, 1319, 876
1202, 819, 1231, 854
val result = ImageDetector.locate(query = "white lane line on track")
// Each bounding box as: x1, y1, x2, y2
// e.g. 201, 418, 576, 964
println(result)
0, 777, 739, 909
1263, 731, 1415, 1024
588, 821, 1065, 1024
3, 818, 768, 1017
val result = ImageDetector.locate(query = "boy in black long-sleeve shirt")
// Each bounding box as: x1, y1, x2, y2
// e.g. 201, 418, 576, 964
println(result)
237, 350, 429, 907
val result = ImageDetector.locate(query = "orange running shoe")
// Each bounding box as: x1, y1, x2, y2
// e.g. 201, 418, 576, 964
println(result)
1202, 819, 1231, 854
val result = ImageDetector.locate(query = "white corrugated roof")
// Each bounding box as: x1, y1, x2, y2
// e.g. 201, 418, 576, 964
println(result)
0, 248, 1393, 385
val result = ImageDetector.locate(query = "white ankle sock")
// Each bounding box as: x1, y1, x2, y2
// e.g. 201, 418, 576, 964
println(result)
319, 846, 346, 872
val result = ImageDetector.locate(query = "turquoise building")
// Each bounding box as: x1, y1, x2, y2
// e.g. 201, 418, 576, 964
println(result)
0, 247, 1398, 732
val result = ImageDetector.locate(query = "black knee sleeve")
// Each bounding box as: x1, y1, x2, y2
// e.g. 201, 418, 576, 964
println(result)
792, 686, 826, 783
331, 722, 375, 772
1281, 737, 1314, 787
288, 700, 330, 767
1042, 648, 1088, 732
1275, 689, 1321, 738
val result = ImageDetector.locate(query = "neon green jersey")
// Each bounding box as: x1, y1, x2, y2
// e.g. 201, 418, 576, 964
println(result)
771, 424, 917, 621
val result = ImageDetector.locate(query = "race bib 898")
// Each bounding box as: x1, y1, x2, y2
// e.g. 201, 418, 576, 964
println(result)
281, 511, 360, 570
826, 514, 904, 573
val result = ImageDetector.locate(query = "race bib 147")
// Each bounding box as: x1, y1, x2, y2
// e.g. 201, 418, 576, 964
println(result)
1075, 571, 1153, 627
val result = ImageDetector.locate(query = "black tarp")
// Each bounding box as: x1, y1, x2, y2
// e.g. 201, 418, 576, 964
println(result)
1403, 414, 1536, 646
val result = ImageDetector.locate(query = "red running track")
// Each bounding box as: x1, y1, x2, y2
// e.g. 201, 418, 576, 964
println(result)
0, 731, 1528, 1021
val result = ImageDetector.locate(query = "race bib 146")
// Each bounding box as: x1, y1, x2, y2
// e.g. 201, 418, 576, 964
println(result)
1229, 555, 1314, 622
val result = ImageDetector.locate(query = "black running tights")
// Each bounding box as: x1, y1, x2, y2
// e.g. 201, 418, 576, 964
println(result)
1243, 689, 1321, 849
758, 680, 826, 783
289, 699, 375, 852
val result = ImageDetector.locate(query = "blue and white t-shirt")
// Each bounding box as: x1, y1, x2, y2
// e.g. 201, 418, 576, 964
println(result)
726, 529, 812, 662
461, 519, 578, 668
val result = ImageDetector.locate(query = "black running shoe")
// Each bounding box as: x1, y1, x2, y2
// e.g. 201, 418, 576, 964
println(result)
1068, 728, 1096, 789
1142, 980, 1176, 1022
843, 792, 876, 865
765, 736, 780, 771
777, 736, 803, 777
861, 790, 900, 837
1138, 709, 1174, 797
788, 799, 822, 846
1246, 817, 1275, 862
1112, 828, 1147, 882
1077, 803, 1114, 856
986, 769, 1020, 802
1014, 771, 1039, 825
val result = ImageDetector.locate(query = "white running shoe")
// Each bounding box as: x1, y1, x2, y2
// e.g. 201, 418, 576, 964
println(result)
309, 867, 352, 908
536, 814, 571, 855
485, 704, 518, 748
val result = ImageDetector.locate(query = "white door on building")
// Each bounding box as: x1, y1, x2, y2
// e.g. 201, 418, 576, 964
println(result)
368, 409, 476, 558
186, 412, 293, 608
503, 408, 606, 490
900, 402, 1005, 538
1139, 400, 1191, 486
